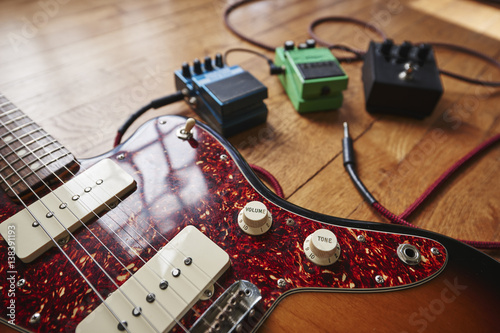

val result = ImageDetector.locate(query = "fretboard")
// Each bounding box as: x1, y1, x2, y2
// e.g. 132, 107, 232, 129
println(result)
0, 94, 77, 199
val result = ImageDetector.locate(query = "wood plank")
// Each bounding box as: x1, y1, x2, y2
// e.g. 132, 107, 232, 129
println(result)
0, 0, 498, 267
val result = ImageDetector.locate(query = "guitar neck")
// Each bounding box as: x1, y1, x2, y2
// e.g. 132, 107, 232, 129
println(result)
0, 94, 77, 199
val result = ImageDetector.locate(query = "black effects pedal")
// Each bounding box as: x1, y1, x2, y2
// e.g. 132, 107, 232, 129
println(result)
362, 40, 443, 119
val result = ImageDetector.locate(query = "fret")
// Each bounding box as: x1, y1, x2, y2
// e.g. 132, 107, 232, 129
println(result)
0, 107, 18, 117
0, 101, 12, 109
3, 134, 54, 156
3, 114, 28, 127
0, 93, 77, 199
7, 120, 36, 133
0, 128, 44, 149
8, 152, 72, 188
2, 146, 68, 182
22, 133, 52, 147
0, 138, 58, 172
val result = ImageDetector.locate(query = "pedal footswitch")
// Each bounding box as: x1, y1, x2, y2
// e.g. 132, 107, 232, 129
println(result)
175, 54, 268, 137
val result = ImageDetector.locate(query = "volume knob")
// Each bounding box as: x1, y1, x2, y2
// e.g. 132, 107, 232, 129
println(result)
238, 201, 272, 235
304, 229, 341, 266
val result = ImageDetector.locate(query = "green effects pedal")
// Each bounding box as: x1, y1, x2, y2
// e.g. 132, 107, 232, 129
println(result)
274, 40, 348, 113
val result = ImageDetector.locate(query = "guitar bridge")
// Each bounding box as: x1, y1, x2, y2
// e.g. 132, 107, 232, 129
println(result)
191, 280, 263, 333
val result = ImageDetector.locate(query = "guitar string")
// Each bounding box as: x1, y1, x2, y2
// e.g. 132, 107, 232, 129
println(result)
0, 145, 132, 333
0, 109, 209, 333
0, 125, 207, 332
0, 100, 224, 329
0, 112, 178, 333
0, 106, 209, 329
0, 102, 224, 328
0, 108, 222, 332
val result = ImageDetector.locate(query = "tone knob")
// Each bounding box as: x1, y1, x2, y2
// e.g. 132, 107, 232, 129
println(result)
303, 229, 341, 266
238, 201, 272, 235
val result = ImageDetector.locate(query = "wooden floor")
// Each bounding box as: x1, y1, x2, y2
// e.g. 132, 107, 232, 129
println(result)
0, 0, 499, 266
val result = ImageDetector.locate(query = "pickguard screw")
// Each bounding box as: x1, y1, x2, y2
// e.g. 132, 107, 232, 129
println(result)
159, 120, 167, 125
220, 154, 228, 161
32, 221, 39, 227
57, 237, 69, 246
277, 278, 286, 288
375, 275, 385, 284
17, 279, 26, 287
431, 247, 440, 255
357, 235, 366, 242
204, 289, 213, 298
286, 218, 295, 226
29, 313, 41, 325
117, 154, 125, 160
184, 257, 192, 265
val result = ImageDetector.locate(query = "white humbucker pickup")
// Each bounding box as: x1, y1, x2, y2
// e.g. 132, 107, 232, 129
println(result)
0, 158, 136, 263
76, 226, 231, 333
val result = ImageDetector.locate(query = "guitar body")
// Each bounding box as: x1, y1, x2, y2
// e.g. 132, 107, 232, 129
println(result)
0, 115, 499, 333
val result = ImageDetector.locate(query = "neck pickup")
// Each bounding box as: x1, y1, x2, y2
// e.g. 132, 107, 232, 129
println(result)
0, 94, 78, 200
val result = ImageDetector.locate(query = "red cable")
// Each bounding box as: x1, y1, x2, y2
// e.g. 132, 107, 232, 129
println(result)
113, 132, 123, 148
399, 133, 500, 220
250, 164, 285, 198
372, 133, 500, 250
373, 202, 500, 250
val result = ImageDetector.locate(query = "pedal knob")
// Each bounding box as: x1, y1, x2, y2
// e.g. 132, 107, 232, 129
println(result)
380, 39, 393, 56
284, 40, 295, 51
193, 58, 202, 74
304, 229, 341, 266
215, 53, 223, 67
398, 41, 412, 58
181, 62, 191, 78
238, 201, 272, 235
204, 56, 213, 71
306, 39, 316, 48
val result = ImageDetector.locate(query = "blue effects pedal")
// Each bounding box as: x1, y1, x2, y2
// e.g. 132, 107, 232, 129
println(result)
174, 54, 268, 137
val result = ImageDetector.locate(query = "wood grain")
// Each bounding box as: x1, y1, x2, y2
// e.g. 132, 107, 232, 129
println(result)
0, 0, 498, 258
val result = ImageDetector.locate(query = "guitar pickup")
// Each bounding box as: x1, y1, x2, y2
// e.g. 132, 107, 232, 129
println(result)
0, 158, 136, 263
76, 226, 231, 333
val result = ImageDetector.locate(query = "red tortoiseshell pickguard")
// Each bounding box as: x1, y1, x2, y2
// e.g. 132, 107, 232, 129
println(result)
0, 116, 446, 332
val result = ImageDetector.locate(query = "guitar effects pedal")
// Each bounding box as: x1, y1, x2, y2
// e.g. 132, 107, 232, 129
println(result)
362, 40, 443, 119
174, 54, 268, 137
274, 39, 349, 113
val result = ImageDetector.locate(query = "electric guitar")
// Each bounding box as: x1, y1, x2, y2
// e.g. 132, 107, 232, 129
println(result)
0, 94, 499, 333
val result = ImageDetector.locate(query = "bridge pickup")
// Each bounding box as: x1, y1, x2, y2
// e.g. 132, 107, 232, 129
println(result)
76, 226, 231, 333
0, 158, 136, 263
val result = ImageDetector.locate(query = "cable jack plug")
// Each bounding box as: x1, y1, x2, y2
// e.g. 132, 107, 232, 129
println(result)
342, 122, 355, 166
269, 62, 285, 75
341, 122, 377, 205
